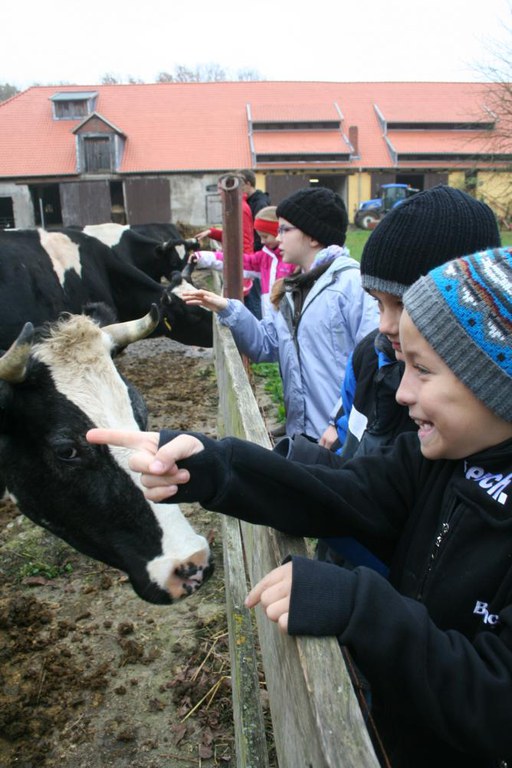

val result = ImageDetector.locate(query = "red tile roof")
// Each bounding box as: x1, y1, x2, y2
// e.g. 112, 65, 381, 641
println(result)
0, 81, 507, 179
389, 129, 491, 154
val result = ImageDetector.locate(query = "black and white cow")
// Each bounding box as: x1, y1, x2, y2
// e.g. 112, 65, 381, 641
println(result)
0, 309, 213, 604
0, 228, 212, 350
82, 223, 200, 283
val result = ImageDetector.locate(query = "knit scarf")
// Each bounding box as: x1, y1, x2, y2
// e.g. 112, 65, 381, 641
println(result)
270, 245, 350, 309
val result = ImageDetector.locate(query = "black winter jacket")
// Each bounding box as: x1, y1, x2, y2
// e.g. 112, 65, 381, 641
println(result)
160, 428, 512, 768
339, 329, 417, 459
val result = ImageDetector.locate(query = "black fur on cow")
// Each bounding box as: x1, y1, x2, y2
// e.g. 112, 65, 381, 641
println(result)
0, 309, 213, 604
112, 229, 184, 282
162, 269, 213, 347
80, 223, 200, 284
0, 229, 212, 350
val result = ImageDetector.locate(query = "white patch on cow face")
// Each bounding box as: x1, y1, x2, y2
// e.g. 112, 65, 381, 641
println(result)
38, 229, 82, 287
170, 278, 195, 298
174, 243, 185, 260
33, 314, 210, 598
171, 278, 212, 313
33, 315, 137, 433
83, 223, 129, 247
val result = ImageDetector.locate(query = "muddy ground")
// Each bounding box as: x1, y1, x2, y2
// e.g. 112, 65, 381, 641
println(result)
0, 333, 279, 768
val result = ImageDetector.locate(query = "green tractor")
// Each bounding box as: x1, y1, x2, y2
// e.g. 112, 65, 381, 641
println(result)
354, 183, 420, 230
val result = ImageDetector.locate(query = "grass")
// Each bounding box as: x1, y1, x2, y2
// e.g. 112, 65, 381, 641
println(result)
345, 227, 371, 262
251, 362, 286, 423
346, 227, 512, 262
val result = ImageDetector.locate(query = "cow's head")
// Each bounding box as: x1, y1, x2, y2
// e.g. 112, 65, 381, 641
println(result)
0, 308, 213, 604
159, 276, 213, 348
156, 237, 200, 281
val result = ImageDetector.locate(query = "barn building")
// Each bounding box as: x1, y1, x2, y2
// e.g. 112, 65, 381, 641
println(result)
0, 80, 511, 229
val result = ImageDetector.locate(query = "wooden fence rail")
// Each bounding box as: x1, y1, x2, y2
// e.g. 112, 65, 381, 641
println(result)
214, 317, 380, 768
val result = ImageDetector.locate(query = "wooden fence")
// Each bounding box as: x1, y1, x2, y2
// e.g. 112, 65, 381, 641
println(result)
214, 318, 380, 768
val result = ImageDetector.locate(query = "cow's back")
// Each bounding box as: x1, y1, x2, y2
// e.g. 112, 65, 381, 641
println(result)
0, 229, 116, 349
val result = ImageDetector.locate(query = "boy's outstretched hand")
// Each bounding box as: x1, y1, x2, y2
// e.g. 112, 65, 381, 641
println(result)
86, 430, 204, 502
180, 288, 228, 313
245, 562, 293, 633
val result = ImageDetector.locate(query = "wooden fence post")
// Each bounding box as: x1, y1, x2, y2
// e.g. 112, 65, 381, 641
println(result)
218, 174, 243, 302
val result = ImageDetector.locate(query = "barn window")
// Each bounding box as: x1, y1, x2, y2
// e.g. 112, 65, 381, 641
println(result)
74, 114, 125, 175
50, 91, 98, 120
82, 136, 114, 173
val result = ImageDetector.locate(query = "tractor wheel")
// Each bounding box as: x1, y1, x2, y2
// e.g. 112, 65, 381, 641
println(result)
357, 212, 380, 230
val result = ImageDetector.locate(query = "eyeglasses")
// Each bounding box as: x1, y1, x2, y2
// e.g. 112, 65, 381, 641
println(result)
277, 225, 297, 235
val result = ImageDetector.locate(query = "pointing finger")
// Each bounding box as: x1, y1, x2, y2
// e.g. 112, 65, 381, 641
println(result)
86, 429, 159, 455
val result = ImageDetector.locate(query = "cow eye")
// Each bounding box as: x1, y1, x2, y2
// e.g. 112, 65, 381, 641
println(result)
54, 442, 80, 462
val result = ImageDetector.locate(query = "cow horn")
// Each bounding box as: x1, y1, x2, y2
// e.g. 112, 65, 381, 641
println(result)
0, 323, 34, 383
103, 304, 160, 347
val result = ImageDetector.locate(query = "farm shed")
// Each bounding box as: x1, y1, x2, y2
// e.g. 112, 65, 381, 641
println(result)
0, 81, 511, 229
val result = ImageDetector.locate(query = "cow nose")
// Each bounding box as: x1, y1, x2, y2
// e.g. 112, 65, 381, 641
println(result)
166, 550, 214, 600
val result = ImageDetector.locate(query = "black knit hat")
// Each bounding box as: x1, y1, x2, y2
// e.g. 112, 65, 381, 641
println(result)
276, 187, 348, 247
361, 185, 501, 296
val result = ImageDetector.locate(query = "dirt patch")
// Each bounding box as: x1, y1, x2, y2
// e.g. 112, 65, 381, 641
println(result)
0, 335, 275, 768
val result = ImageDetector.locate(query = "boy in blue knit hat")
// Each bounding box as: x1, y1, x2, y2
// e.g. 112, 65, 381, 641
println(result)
89, 246, 512, 767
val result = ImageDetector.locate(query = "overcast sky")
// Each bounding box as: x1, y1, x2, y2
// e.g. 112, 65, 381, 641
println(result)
3, 0, 512, 89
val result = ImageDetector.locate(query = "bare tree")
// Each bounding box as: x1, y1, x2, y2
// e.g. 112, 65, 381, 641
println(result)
156, 63, 263, 83
174, 65, 201, 83
0, 83, 20, 103
156, 71, 174, 83
101, 73, 121, 85
237, 68, 263, 81
197, 63, 227, 82
470, 9, 512, 227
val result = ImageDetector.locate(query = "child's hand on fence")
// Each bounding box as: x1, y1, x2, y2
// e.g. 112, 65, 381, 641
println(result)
245, 562, 292, 633
86, 429, 204, 501
181, 288, 228, 313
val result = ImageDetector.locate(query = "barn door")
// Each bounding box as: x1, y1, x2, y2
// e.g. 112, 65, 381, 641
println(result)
124, 177, 171, 225
266, 174, 310, 206
60, 180, 111, 226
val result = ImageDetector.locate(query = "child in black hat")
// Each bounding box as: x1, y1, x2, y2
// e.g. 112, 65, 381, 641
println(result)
180, 186, 378, 442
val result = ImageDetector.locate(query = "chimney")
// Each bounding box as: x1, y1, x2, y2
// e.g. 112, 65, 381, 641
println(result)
348, 125, 359, 155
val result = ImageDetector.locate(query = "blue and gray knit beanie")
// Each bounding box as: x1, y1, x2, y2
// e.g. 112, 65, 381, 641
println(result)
403, 247, 512, 422
361, 185, 501, 296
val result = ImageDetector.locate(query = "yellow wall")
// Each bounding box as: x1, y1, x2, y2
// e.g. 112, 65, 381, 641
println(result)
255, 172, 267, 192
347, 172, 373, 224
448, 170, 512, 226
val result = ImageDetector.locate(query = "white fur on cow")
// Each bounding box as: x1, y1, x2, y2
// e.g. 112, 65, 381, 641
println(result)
0, 309, 213, 603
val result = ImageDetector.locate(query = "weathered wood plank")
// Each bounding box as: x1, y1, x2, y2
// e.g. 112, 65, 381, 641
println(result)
222, 513, 270, 768
215, 319, 380, 768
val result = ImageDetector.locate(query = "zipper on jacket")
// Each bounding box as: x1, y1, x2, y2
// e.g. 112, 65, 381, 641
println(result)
292, 274, 336, 339
417, 498, 458, 600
